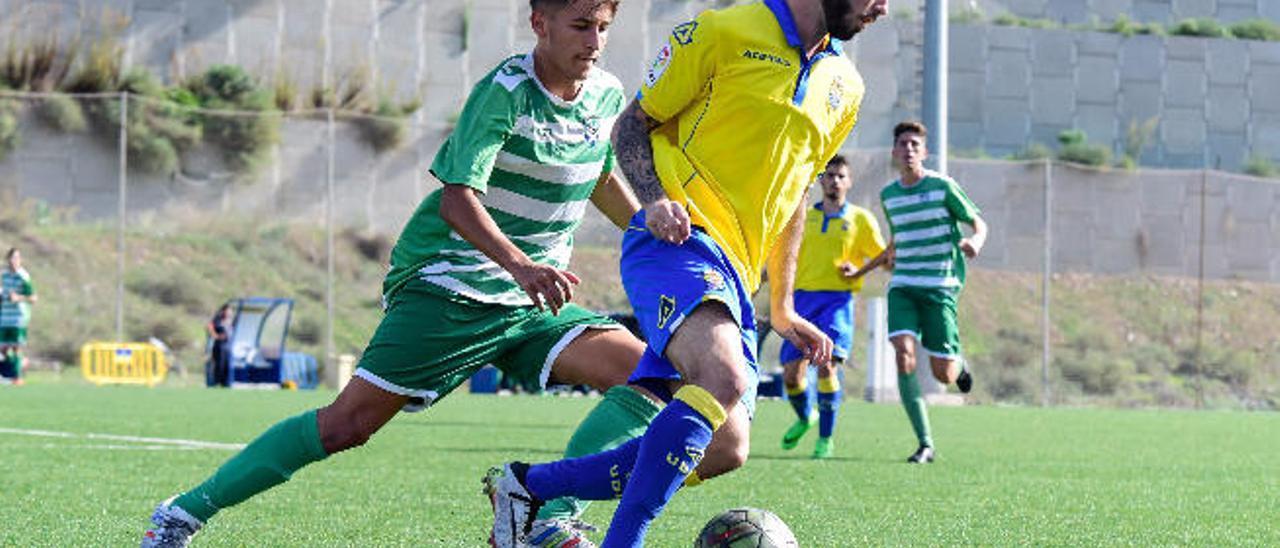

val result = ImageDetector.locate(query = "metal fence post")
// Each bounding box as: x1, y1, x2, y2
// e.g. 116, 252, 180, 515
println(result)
326, 109, 336, 373
1041, 159, 1052, 406
116, 91, 128, 343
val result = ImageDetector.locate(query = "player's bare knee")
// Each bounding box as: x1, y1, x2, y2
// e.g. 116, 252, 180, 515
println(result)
782, 361, 805, 388
687, 363, 748, 410
896, 351, 916, 375
317, 406, 375, 453
704, 444, 748, 477
891, 337, 916, 374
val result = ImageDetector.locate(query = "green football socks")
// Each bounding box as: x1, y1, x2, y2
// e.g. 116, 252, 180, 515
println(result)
898, 371, 933, 448
173, 409, 329, 523
537, 385, 661, 521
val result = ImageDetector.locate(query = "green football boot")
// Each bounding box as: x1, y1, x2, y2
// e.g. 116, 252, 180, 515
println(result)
812, 437, 833, 460
780, 413, 817, 450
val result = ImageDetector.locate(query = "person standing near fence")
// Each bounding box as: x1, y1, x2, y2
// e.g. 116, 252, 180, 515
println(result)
205, 304, 233, 387
879, 121, 987, 464
0, 248, 37, 386
779, 154, 885, 459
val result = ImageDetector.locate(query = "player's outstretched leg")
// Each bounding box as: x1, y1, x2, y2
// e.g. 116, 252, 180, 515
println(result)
603, 303, 745, 548
141, 378, 405, 546
536, 329, 661, 524
525, 388, 657, 547
487, 390, 751, 547
527, 326, 661, 545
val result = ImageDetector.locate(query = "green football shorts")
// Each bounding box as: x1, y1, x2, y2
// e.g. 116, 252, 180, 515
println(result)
353, 279, 620, 411
886, 286, 962, 359
0, 327, 26, 345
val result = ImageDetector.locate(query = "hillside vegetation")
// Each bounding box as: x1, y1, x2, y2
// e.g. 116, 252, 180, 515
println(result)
3, 200, 1276, 410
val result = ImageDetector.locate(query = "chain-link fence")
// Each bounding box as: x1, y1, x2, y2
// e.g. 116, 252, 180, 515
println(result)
1, 90, 1276, 408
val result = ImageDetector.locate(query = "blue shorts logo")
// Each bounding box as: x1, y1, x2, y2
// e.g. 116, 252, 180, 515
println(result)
657, 295, 677, 329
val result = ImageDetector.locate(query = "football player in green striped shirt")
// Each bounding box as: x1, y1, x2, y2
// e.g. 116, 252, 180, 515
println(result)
0, 248, 37, 386
142, 1, 662, 545
877, 121, 987, 464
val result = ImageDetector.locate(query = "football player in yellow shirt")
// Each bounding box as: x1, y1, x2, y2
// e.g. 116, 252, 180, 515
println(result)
487, 0, 888, 546
779, 154, 885, 459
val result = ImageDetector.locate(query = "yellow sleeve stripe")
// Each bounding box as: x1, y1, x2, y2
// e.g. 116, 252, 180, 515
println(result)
818, 375, 840, 393
674, 385, 728, 431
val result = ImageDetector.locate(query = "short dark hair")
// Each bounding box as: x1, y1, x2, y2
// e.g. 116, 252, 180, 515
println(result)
531, 0, 620, 13
893, 120, 928, 142
826, 154, 849, 170
5, 248, 17, 259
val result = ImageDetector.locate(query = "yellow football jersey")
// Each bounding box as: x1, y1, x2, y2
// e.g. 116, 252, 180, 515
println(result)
637, 0, 864, 292
793, 202, 886, 293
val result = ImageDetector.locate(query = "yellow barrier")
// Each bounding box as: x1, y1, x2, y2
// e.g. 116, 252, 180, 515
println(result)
80, 342, 167, 387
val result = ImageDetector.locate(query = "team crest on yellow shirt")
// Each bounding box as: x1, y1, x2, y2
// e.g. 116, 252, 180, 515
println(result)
672, 21, 698, 46
828, 75, 846, 112
702, 269, 726, 291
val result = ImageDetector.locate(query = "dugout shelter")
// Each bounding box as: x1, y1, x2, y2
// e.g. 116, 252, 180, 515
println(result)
208, 297, 315, 389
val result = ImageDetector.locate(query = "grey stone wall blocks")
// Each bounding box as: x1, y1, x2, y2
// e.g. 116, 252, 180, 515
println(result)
983, 97, 1032, 148
948, 72, 985, 122
1092, 0, 1137, 23
1031, 30, 1076, 77
1031, 77, 1076, 126
1, 0, 1279, 281
1120, 35, 1167, 82
1173, 0, 1219, 19
1076, 104, 1121, 149
1164, 60, 1208, 109
1133, 0, 1175, 24
986, 49, 1032, 98
949, 24, 988, 73
1045, 0, 1088, 24
1074, 55, 1121, 105
1250, 64, 1280, 113
1165, 35, 1207, 62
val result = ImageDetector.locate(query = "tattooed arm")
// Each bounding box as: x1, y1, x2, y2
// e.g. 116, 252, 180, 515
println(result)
611, 99, 691, 244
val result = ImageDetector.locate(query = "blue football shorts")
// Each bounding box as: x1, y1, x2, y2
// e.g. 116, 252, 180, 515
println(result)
779, 290, 855, 365
620, 211, 759, 417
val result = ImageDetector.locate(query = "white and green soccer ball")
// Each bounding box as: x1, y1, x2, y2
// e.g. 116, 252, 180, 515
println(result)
693, 507, 799, 548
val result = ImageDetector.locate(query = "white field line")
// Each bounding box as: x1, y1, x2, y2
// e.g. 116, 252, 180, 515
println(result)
0, 427, 246, 451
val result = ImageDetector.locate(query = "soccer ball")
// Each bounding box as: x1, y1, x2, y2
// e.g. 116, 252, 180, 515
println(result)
693, 507, 799, 548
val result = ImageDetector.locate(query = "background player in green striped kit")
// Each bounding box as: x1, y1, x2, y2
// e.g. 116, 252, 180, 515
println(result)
0, 248, 37, 386
141, 1, 667, 546
874, 121, 988, 464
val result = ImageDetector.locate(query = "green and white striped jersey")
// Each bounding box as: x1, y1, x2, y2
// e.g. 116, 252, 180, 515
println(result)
0, 268, 33, 328
383, 53, 625, 306
879, 171, 981, 291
